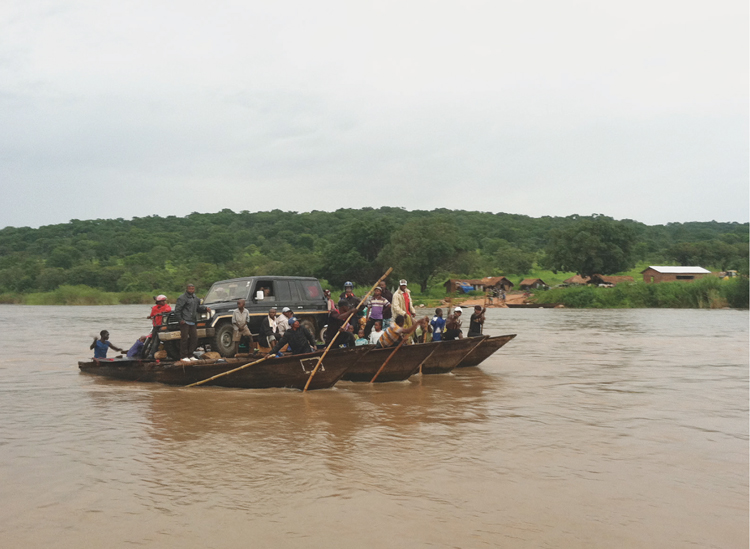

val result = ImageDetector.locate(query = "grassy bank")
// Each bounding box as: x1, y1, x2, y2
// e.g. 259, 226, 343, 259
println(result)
532, 277, 749, 309
0, 285, 156, 305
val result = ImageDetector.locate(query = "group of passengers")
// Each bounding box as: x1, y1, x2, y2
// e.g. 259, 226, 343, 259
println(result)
90, 278, 487, 361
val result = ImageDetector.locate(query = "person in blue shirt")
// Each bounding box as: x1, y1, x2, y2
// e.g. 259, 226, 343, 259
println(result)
126, 336, 148, 358
430, 308, 446, 342
90, 330, 126, 358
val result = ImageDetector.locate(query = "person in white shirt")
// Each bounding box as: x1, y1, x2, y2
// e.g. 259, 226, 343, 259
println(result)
278, 307, 292, 337
368, 319, 385, 345
231, 299, 254, 355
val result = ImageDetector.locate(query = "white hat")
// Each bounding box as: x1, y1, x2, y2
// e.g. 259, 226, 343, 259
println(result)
281, 307, 291, 313
453, 307, 463, 313
399, 279, 408, 286
156, 294, 167, 301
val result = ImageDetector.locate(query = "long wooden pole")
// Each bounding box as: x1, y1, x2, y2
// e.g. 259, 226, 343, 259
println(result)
303, 268, 393, 392
369, 336, 408, 383
185, 356, 270, 387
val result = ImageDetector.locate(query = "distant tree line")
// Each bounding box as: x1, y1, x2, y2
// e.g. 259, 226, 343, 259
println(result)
0, 208, 747, 295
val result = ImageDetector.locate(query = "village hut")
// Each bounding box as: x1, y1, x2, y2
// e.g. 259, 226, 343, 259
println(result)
519, 278, 548, 290
563, 275, 590, 286
444, 277, 514, 294
640, 266, 712, 283
563, 274, 634, 286
589, 275, 635, 286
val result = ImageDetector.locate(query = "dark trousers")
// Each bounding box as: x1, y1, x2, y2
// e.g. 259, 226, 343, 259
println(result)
180, 323, 198, 358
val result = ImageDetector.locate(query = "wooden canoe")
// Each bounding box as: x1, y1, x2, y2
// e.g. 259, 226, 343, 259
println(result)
418, 337, 488, 375
78, 346, 369, 390
455, 334, 517, 368
342, 343, 438, 382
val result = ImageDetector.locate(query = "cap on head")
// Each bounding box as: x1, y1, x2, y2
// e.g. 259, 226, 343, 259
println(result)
288, 317, 299, 326
344, 281, 353, 288
269, 306, 277, 312
156, 294, 167, 301
399, 279, 407, 286
281, 307, 291, 313
454, 307, 463, 314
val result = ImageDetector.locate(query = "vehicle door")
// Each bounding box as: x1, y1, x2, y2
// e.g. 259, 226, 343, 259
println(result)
248, 279, 279, 334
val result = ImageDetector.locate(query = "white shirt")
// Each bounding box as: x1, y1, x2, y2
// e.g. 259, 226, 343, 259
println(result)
277, 315, 289, 336
369, 329, 385, 345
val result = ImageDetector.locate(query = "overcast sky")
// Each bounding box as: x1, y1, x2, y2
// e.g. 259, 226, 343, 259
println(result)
1, 0, 747, 229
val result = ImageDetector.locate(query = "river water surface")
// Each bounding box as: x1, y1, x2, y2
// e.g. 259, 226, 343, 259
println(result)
0, 305, 747, 548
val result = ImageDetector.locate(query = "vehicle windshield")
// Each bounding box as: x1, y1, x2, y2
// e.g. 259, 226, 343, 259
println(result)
204, 281, 251, 304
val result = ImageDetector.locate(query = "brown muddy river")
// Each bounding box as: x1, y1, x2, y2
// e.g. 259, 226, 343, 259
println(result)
0, 305, 747, 548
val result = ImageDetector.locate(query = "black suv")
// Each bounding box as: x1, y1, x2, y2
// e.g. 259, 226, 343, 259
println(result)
159, 276, 329, 358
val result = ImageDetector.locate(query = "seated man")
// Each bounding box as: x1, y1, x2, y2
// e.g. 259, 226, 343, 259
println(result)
260, 307, 280, 348
90, 330, 126, 358
126, 335, 148, 358
374, 315, 427, 349
267, 317, 316, 356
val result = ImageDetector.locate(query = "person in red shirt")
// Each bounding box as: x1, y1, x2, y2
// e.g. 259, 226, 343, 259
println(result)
146, 295, 172, 357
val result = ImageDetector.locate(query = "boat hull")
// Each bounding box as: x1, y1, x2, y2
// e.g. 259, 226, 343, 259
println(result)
455, 334, 517, 367
78, 347, 368, 390
418, 337, 487, 375
342, 343, 438, 382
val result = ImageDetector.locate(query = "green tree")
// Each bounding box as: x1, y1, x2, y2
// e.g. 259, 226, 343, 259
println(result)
542, 216, 637, 277
387, 218, 461, 292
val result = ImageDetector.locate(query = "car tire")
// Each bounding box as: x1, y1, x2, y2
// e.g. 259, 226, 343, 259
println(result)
213, 323, 236, 358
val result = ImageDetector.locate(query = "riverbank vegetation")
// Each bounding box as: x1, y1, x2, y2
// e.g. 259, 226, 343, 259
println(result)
0, 209, 747, 307
531, 277, 749, 309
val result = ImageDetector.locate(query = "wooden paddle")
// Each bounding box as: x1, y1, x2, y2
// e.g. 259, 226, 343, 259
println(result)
369, 336, 408, 383
185, 355, 270, 387
303, 267, 393, 392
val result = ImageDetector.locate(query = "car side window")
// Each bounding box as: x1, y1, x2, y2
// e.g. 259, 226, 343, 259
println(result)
276, 280, 292, 301
297, 281, 321, 301
253, 281, 276, 302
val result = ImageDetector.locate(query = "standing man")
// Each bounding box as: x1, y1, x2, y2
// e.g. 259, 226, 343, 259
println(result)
392, 279, 416, 335
339, 282, 359, 309
90, 330, 126, 358
378, 280, 394, 328
278, 307, 293, 337
365, 286, 390, 337
260, 307, 280, 349
467, 305, 486, 338
430, 308, 446, 342
175, 283, 208, 361
232, 299, 254, 355
443, 307, 464, 340
339, 281, 363, 325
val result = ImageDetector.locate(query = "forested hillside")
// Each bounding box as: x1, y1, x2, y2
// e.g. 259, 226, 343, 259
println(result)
0, 208, 747, 296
